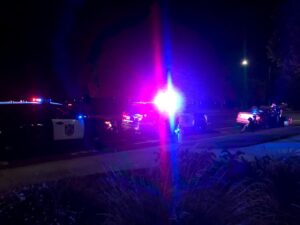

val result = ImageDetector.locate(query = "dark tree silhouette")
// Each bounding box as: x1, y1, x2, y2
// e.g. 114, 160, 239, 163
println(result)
266, 0, 300, 107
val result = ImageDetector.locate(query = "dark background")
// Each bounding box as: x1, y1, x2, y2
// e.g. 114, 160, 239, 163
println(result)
1, 0, 299, 108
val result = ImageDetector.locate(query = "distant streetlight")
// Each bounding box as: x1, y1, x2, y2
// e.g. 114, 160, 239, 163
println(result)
241, 59, 249, 66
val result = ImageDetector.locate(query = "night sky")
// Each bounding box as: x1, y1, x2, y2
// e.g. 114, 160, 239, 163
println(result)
0, 0, 284, 103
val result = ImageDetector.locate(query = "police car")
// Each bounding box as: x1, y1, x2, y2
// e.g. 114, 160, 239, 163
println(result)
121, 102, 160, 135
0, 98, 85, 154
121, 102, 208, 136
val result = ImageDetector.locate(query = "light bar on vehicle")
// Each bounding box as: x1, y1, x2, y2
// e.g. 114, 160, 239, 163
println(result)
32, 98, 42, 102
0, 101, 40, 104
153, 85, 183, 116
0, 100, 62, 105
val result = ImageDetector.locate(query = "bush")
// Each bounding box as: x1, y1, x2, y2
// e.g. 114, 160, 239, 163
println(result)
0, 150, 300, 225
0, 175, 106, 225
98, 150, 300, 225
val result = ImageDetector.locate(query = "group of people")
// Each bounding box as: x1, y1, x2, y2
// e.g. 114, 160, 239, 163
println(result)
241, 102, 287, 132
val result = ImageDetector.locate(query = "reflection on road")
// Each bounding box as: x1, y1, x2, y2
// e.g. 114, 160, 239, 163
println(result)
2, 125, 300, 169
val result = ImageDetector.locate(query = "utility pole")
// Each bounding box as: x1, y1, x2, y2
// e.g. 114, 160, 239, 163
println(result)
241, 59, 249, 109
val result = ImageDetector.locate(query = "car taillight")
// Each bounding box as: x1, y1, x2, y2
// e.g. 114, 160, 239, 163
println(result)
122, 113, 131, 121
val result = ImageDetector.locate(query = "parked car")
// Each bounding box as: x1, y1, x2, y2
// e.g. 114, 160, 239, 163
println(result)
176, 107, 208, 134
0, 100, 85, 157
121, 102, 208, 137
121, 102, 160, 136
83, 114, 116, 146
236, 104, 292, 132
65, 100, 118, 146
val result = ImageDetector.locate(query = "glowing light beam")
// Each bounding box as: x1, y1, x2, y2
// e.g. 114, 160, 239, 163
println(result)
153, 79, 183, 116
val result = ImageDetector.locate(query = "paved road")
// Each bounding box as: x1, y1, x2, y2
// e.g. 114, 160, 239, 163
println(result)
1, 109, 300, 166
0, 126, 236, 168
1, 126, 300, 191
102, 126, 238, 151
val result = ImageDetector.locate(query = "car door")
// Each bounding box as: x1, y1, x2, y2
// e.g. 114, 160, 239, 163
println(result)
178, 112, 195, 128
50, 106, 85, 141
